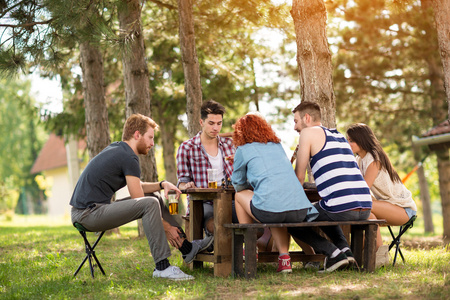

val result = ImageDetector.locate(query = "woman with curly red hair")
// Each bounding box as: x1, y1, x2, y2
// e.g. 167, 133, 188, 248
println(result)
231, 113, 318, 273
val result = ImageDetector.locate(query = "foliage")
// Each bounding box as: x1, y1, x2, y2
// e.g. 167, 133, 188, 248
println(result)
0, 0, 120, 77
1, 1, 445, 212
0, 179, 19, 213
324, 0, 444, 205
0, 216, 448, 299
0, 77, 46, 214
329, 0, 441, 163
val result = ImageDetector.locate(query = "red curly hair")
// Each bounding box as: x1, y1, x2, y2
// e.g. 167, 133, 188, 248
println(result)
233, 113, 281, 147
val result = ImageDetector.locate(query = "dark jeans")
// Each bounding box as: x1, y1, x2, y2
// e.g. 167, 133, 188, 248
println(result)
288, 203, 371, 257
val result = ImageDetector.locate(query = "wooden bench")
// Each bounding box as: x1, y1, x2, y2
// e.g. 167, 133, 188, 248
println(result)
224, 219, 386, 279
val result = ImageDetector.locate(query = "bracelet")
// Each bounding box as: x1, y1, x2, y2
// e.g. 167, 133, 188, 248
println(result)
159, 180, 166, 190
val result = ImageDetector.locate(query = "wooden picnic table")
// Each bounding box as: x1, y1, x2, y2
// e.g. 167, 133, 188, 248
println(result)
184, 186, 321, 277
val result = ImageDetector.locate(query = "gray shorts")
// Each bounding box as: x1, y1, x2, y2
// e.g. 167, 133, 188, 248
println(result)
404, 207, 417, 219
250, 201, 308, 223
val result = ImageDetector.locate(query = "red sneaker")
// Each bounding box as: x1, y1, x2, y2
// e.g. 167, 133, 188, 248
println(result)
277, 254, 292, 273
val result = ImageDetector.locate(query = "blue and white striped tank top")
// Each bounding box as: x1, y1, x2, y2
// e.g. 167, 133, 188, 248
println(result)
311, 127, 372, 212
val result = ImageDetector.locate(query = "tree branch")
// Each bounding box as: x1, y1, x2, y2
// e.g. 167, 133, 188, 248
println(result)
0, 18, 54, 29
147, 0, 176, 10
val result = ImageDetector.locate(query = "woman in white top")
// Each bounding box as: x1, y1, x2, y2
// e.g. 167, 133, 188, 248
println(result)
346, 123, 417, 249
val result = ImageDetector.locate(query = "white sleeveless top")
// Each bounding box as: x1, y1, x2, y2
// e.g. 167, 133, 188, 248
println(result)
356, 153, 417, 210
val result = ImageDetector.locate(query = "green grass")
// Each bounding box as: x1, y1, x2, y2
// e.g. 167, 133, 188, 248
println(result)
0, 215, 449, 299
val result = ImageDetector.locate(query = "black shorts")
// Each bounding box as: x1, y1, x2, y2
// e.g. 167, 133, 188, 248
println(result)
250, 201, 308, 223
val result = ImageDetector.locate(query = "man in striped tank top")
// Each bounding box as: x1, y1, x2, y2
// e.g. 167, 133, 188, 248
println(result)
289, 102, 372, 272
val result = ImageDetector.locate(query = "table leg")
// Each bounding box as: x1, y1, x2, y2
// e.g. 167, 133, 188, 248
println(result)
189, 199, 204, 270
213, 192, 232, 277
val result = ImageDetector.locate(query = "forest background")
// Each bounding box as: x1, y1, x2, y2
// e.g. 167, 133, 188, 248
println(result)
0, 0, 446, 239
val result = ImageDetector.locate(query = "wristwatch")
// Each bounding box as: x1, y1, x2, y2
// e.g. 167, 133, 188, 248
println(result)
159, 180, 167, 189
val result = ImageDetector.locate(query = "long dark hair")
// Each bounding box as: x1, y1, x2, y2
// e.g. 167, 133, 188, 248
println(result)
346, 123, 401, 183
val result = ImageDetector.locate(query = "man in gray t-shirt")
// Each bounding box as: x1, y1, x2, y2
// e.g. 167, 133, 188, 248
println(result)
70, 142, 140, 209
70, 114, 212, 281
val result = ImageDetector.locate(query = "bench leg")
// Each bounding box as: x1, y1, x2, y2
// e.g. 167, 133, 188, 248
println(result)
244, 228, 258, 279
351, 226, 364, 269
364, 224, 377, 272
231, 229, 244, 277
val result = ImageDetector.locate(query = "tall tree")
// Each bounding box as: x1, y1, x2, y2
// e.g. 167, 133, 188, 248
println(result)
420, 0, 444, 235
431, 0, 450, 245
177, 0, 202, 137
328, 0, 449, 243
432, 0, 450, 119
118, 0, 160, 236
118, 0, 158, 183
291, 0, 336, 127
80, 41, 111, 159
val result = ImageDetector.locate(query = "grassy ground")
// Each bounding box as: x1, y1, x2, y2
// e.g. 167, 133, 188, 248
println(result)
0, 215, 449, 299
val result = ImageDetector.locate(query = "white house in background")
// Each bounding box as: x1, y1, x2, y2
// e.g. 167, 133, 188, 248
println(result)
31, 133, 87, 216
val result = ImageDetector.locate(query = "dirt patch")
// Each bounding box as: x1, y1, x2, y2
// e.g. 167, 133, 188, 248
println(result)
400, 236, 446, 250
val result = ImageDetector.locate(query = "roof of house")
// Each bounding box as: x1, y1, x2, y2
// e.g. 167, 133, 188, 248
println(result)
423, 120, 450, 137
30, 133, 86, 174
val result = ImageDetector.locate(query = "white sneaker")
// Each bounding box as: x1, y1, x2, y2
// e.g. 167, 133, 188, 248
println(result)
152, 266, 194, 281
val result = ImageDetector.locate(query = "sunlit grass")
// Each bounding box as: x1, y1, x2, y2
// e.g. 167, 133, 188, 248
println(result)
0, 215, 448, 299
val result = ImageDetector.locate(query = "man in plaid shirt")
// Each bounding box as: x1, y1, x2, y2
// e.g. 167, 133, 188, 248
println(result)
176, 100, 235, 236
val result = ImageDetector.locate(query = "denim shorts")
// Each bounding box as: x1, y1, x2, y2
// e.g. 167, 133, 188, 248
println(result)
404, 207, 417, 219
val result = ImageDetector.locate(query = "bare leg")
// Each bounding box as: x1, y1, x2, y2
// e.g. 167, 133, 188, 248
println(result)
369, 199, 409, 249
235, 190, 288, 255
270, 227, 290, 254
234, 190, 255, 224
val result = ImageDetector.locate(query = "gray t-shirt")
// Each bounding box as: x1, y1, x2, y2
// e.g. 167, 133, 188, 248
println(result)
70, 142, 141, 209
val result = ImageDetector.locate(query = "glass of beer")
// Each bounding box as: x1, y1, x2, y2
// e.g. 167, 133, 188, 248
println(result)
168, 193, 178, 215
207, 169, 218, 189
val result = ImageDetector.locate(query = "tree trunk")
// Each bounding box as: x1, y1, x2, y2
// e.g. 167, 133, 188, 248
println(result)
437, 150, 450, 245
413, 142, 433, 233
422, 0, 447, 123
80, 41, 117, 235
177, 0, 202, 137
290, 0, 336, 128
119, 0, 158, 182
119, 0, 158, 236
417, 164, 434, 233
429, 0, 450, 246
159, 117, 177, 185
157, 104, 185, 221
420, 0, 442, 234
432, 0, 450, 119
79, 42, 111, 159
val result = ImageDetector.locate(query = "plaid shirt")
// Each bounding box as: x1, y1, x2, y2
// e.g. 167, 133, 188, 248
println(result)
176, 132, 235, 214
